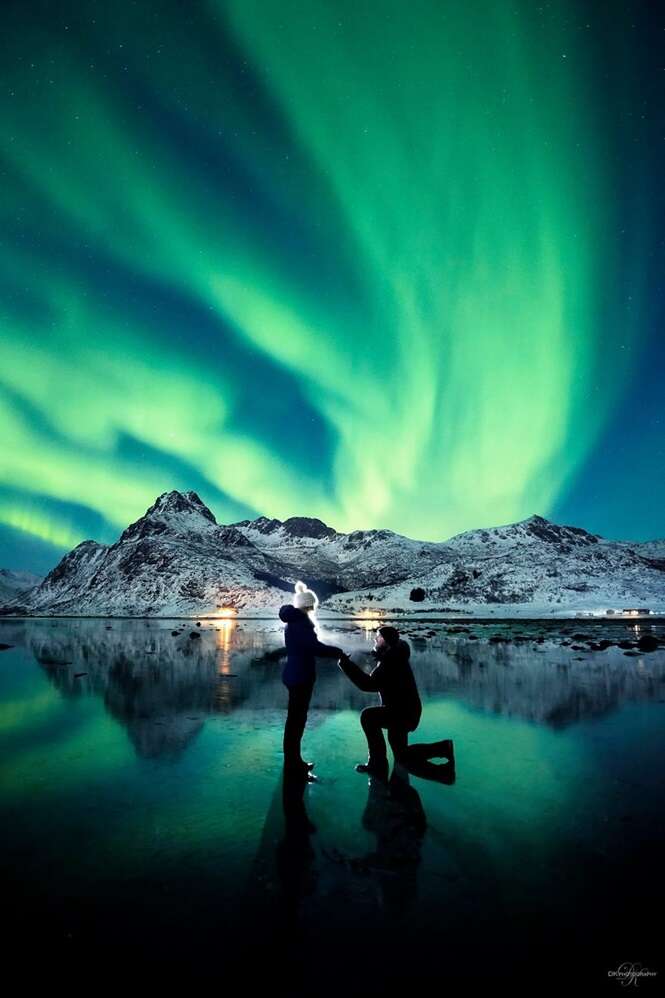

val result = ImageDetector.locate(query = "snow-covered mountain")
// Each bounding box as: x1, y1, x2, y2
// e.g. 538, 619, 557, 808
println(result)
1, 491, 300, 616
230, 515, 448, 590
0, 569, 43, 603
325, 515, 665, 615
615, 537, 665, 561
1, 494, 664, 617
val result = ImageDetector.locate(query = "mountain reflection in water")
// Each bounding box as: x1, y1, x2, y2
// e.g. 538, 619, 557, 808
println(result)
1, 617, 663, 760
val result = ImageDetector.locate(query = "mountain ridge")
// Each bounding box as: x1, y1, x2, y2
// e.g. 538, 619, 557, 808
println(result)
2, 490, 664, 617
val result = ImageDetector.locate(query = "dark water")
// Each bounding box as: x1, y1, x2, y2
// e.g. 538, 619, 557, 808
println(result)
1, 616, 663, 990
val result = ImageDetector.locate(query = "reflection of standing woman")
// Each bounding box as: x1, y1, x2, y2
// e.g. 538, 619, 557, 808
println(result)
278, 581, 344, 776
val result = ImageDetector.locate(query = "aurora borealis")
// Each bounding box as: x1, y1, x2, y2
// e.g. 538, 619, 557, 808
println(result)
1, 0, 663, 574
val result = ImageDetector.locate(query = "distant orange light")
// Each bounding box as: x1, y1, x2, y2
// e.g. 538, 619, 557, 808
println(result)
216, 607, 237, 618
355, 612, 385, 632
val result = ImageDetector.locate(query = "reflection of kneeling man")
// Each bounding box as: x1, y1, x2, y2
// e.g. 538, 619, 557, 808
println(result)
338, 626, 422, 775
360, 767, 427, 917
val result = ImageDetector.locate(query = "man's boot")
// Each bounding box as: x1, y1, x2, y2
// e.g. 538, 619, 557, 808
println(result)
355, 758, 389, 779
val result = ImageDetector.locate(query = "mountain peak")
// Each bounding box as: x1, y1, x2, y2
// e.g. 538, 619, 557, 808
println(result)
149, 490, 216, 521
282, 516, 338, 540
231, 514, 338, 540
119, 490, 217, 543
519, 514, 599, 546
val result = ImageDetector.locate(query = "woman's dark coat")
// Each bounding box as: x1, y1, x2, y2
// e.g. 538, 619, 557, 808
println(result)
278, 604, 343, 686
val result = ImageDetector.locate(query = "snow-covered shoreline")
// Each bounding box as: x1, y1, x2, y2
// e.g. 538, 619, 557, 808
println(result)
0, 607, 665, 624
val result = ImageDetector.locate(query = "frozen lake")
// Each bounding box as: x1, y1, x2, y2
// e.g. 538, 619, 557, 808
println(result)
1, 616, 663, 988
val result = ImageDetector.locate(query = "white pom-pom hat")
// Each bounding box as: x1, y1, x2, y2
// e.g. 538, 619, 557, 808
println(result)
293, 579, 318, 610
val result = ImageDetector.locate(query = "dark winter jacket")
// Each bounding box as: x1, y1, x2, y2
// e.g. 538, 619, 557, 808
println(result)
278, 604, 344, 686
339, 639, 422, 730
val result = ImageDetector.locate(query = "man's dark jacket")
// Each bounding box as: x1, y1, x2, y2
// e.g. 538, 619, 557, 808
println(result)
339, 639, 422, 729
278, 604, 343, 686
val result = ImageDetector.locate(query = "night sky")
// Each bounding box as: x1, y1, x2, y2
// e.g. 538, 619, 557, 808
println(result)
1, 0, 663, 575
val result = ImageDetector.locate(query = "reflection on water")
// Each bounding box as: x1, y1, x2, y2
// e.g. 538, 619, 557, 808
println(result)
0, 616, 663, 987
1, 618, 663, 760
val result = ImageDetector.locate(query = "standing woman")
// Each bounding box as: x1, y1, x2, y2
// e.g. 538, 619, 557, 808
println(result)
278, 581, 344, 776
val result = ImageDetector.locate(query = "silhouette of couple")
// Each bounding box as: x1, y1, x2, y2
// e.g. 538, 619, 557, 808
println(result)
278, 581, 455, 780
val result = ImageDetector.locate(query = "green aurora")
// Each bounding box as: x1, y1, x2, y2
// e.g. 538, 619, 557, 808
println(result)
0, 0, 660, 571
